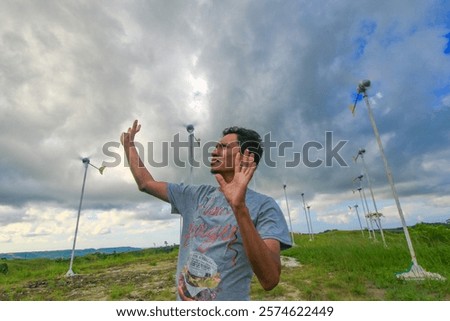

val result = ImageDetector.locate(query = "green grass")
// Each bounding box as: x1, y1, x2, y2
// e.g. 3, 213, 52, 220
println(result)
1, 224, 448, 300
252, 223, 449, 300
0, 247, 179, 300
109, 283, 135, 300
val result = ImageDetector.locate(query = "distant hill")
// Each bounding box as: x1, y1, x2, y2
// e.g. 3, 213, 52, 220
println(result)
0, 246, 143, 260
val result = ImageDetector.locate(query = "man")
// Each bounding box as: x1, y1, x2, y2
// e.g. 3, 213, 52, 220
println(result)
121, 120, 291, 300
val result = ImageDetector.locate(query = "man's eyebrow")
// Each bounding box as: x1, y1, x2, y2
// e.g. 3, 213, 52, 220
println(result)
216, 140, 240, 147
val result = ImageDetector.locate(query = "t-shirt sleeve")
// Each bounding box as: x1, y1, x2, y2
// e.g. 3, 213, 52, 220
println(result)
167, 183, 187, 215
255, 198, 293, 250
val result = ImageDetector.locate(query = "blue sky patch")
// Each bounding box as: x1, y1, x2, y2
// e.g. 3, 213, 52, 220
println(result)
352, 20, 377, 59
444, 32, 450, 54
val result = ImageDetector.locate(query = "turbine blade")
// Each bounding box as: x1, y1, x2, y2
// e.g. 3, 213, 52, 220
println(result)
348, 104, 356, 116
348, 92, 360, 116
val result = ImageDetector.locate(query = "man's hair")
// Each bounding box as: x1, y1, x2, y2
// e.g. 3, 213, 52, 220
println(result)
222, 126, 263, 165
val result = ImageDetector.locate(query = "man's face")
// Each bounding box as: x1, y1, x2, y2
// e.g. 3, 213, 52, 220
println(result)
210, 133, 240, 175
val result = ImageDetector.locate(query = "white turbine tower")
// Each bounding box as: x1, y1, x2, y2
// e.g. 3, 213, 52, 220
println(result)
283, 184, 295, 246
186, 124, 200, 185
301, 193, 313, 241
350, 79, 444, 280
178, 124, 201, 242
349, 204, 364, 237
354, 148, 387, 247
353, 175, 375, 239
306, 204, 314, 240
353, 187, 372, 238
66, 158, 105, 277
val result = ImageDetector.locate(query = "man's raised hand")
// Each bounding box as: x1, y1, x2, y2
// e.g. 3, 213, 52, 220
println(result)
121, 119, 141, 145
215, 149, 256, 210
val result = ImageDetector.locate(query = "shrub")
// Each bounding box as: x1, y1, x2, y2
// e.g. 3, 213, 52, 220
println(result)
0, 262, 8, 275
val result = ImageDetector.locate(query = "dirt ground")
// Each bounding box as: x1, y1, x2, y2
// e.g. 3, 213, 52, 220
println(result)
6, 256, 301, 301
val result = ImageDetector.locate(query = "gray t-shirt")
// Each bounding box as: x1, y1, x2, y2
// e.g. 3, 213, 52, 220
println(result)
167, 183, 292, 301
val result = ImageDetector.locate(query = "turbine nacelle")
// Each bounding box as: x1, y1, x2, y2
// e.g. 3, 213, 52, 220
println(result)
357, 79, 371, 93
186, 124, 195, 134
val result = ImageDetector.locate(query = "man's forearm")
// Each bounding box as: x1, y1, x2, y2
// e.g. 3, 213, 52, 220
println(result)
123, 140, 169, 202
232, 204, 281, 291
124, 141, 153, 191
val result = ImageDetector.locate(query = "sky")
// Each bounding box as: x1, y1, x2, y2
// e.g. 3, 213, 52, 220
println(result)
1, 0, 449, 253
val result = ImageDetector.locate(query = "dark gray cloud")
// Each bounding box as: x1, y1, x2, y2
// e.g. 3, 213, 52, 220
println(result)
1, 0, 449, 252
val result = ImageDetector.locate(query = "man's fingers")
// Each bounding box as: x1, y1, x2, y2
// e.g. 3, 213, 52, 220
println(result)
214, 174, 226, 187
127, 120, 141, 141
131, 120, 141, 133
234, 151, 242, 173
121, 120, 141, 145
240, 150, 255, 169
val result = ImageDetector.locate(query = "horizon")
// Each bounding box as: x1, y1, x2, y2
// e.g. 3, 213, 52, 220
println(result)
3, 220, 448, 257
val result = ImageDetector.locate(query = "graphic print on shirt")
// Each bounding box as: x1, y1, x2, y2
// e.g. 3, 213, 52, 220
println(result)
178, 189, 240, 300
178, 252, 221, 300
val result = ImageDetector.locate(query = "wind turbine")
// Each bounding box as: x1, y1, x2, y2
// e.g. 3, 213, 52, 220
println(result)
301, 193, 313, 241
186, 124, 200, 185
306, 204, 314, 240
66, 158, 105, 277
350, 79, 444, 280
349, 204, 364, 237
175, 124, 201, 240
283, 184, 295, 246
354, 148, 387, 247
353, 175, 376, 239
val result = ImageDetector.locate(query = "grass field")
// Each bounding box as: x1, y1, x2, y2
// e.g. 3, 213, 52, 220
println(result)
254, 223, 449, 300
0, 223, 448, 301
